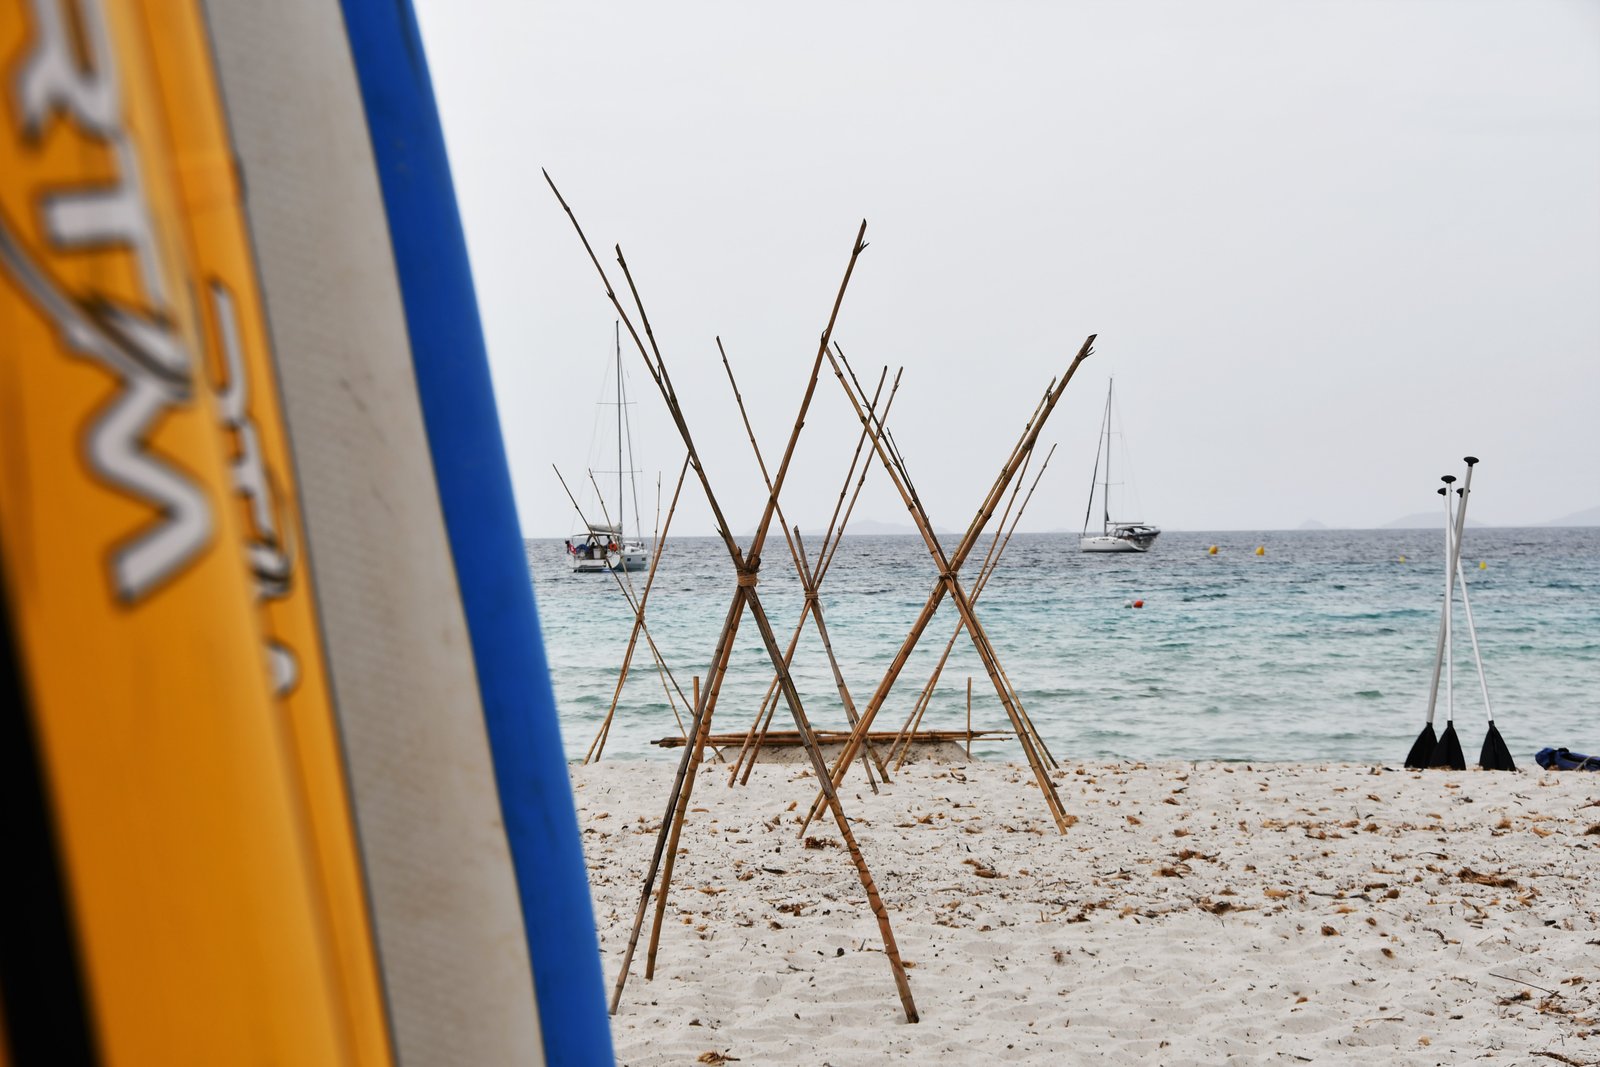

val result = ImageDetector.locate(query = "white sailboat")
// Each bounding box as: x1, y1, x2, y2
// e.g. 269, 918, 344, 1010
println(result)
1080, 379, 1160, 553
566, 323, 651, 574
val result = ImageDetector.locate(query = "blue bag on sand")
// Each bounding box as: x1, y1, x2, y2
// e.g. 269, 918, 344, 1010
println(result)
1534, 747, 1600, 771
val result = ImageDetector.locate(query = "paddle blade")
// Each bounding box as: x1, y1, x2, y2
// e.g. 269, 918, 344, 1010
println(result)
1479, 721, 1517, 772
1404, 723, 1436, 769
1430, 722, 1467, 770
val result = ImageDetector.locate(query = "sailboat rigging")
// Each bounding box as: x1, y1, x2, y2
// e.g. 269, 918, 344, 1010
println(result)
1080, 378, 1160, 553
566, 322, 651, 573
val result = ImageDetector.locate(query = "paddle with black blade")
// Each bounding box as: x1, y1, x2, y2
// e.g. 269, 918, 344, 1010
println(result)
1429, 474, 1470, 770
1407, 473, 1459, 768
1447, 459, 1516, 770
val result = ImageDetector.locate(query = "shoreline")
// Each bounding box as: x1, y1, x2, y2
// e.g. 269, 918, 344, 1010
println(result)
575, 758, 1598, 1064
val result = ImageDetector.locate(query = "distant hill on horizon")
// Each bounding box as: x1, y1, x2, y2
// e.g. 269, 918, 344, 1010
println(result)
1539, 504, 1600, 527
1297, 519, 1328, 530
835, 518, 959, 537
1378, 502, 1600, 529
1381, 511, 1489, 530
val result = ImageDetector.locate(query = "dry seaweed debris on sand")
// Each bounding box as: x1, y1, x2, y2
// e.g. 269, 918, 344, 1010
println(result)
546, 172, 919, 1023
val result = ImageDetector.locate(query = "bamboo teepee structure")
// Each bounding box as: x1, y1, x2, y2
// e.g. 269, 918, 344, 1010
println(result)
545, 173, 919, 1023
887, 441, 1058, 769
714, 340, 896, 790
798, 338, 1096, 836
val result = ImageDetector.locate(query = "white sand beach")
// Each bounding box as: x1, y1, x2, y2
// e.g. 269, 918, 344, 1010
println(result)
574, 756, 1598, 1065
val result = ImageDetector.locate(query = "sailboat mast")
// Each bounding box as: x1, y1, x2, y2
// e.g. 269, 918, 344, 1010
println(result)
615, 320, 623, 541
1081, 381, 1108, 537
1102, 380, 1113, 535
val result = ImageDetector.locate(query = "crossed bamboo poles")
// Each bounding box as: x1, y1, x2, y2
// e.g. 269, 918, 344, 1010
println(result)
886, 441, 1057, 769
715, 341, 893, 791
720, 365, 900, 786
545, 173, 918, 1022
798, 339, 1095, 837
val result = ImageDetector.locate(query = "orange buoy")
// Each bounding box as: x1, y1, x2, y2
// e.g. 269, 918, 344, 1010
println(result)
1132, 599, 1145, 609
1207, 545, 1218, 555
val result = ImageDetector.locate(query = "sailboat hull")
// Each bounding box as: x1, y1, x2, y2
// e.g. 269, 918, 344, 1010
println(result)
1080, 535, 1147, 553
566, 540, 649, 573
607, 544, 650, 572
1080, 527, 1161, 553
567, 552, 610, 573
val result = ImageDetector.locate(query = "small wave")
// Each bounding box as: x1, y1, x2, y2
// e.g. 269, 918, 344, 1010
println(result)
1354, 689, 1383, 699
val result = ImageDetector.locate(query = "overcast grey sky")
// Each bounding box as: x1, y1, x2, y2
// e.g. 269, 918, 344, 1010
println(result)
413, 0, 1599, 537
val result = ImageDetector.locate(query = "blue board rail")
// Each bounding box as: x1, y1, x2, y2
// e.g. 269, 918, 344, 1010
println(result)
337, 3, 614, 1061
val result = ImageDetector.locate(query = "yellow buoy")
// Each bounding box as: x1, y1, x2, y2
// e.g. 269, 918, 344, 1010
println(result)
1208, 545, 1218, 555
1479, 560, 1487, 570
1398, 555, 1406, 563
1255, 545, 1265, 556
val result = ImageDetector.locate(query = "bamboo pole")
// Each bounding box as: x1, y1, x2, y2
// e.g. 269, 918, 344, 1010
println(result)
839, 344, 1067, 776
645, 675, 712, 978
728, 369, 898, 784
729, 672, 784, 784
887, 450, 1033, 769
736, 369, 902, 783
799, 337, 1094, 835
623, 232, 917, 1020
715, 339, 842, 786
740, 580, 918, 1021
796, 529, 890, 782
635, 469, 712, 760
888, 446, 1036, 767
608, 591, 743, 1014
819, 347, 1067, 830
818, 368, 904, 585
587, 455, 691, 762
555, 463, 694, 751
572, 459, 723, 762
836, 342, 1056, 582
716, 340, 885, 788
891, 444, 1057, 769
858, 361, 1064, 777
545, 174, 915, 1021
967, 677, 973, 760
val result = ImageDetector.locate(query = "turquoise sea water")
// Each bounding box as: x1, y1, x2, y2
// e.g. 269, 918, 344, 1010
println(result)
526, 528, 1599, 764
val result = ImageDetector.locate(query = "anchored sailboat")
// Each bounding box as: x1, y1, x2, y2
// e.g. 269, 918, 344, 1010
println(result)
566, 323, 651, 573
1080, 379, 1160, 553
